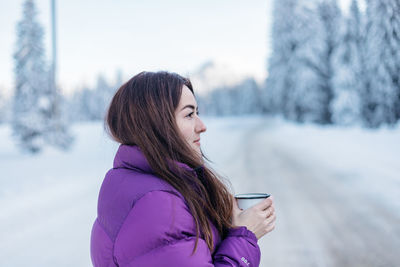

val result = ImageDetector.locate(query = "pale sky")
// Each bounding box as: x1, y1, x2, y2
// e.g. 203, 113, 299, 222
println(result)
0, 0, 273, 95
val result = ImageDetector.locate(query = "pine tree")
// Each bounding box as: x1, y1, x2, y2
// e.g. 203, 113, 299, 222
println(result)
265, 0, 342, 124
331, 0, 363, 125
234, 78, 262, 114
12, 0, 73, 153
67, 73, 119, 122
297, 0, 342, 124
264, 0, 304, 119
95, 74, 115, 120
362, 0, 400, 127
68, 86, 93, 121
12, 0, 49, 152
209, 87, 233, 116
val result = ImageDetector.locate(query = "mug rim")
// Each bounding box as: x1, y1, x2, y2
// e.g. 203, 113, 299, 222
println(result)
234, 193, 270, 199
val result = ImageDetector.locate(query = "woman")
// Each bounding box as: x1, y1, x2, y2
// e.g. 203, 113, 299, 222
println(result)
90, 71, 276, 266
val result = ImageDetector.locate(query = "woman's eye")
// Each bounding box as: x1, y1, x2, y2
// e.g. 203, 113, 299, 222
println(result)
186, 112, 194, 118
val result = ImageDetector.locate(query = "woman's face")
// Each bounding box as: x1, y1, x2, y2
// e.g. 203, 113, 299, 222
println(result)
175, 86, 207, 156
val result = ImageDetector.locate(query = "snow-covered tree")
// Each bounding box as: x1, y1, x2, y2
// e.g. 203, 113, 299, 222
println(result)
362, 0, 400, 127
331, 0, 363, 125
230, 79, 262, 115
200, 77, 261, 116
264, 0, 303, 117
94, 74, 116, 119
205, 87, 232, 116
298, 0, 342, 124
265, 0, 340, 124
67, 73, 119, 122
12, 0, 72, 153
67, 86, 92, 122
67, 86, 101, 122
12, 0, 50, 152
187, 60, 263, 116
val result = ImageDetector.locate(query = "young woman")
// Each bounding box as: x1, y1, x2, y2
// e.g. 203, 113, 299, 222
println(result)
90, 71, 276, 266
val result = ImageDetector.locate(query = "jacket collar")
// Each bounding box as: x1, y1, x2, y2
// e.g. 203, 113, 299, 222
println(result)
113, 144, 200, 175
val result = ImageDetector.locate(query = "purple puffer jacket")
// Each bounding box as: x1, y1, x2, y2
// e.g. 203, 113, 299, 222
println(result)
90, 145, 261, 266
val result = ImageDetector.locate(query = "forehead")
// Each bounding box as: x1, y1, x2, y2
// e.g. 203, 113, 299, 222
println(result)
178, 86, 196, 107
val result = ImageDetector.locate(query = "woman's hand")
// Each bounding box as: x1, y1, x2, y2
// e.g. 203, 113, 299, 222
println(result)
231, 195, 276, 240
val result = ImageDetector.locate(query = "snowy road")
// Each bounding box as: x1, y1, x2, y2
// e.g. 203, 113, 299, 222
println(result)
203, 117, 400, 267
1, 117, 399, 266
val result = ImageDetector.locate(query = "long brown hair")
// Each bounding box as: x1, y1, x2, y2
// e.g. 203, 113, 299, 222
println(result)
105, 71, 234, 255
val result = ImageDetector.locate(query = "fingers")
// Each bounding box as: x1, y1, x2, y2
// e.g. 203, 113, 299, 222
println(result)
262, 205, 275, 218
253, 196, 274, 211
260, 204, 276, 236
265, 220, 276, 234
266, 211, 276, 224
264, 212, 276, 234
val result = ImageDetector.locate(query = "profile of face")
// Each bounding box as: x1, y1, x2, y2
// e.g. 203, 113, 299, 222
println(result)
175, 86, 207, 156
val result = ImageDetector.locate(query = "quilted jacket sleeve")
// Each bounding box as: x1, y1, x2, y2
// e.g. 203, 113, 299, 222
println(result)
113, 190, 261, 267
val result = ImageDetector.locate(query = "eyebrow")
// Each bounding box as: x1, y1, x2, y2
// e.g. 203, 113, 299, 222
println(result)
180, 105, 198, 111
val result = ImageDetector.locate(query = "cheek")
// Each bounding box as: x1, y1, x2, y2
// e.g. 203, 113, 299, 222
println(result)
176, 118, 194, 141
181, 125, 194, 141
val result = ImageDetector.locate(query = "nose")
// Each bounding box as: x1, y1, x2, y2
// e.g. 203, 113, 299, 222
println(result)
196, 117, 207, 133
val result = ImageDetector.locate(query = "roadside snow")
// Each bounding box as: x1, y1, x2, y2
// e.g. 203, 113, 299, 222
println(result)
0, 116, 398, 266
